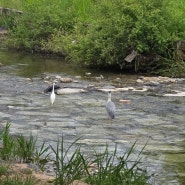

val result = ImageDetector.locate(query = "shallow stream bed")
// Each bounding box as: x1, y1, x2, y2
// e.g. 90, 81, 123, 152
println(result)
0, 50, 185, 185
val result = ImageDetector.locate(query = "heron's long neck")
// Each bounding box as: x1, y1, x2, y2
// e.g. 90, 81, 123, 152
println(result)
108, 93, 111, 101
52, 84, 55, 92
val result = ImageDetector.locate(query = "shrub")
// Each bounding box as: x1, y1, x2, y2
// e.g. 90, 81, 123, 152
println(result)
6, 0, 81, 51
85, 142, 149, 185
0, 123, 50, 166
43, 0, 185, 75
0, 123, 151, 185
50, 138, 150, 185
3, 0, 185, 75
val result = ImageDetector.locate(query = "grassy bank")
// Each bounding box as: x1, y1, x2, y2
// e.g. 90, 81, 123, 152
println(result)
0, 123, 150, 185
1, 0, 185, 76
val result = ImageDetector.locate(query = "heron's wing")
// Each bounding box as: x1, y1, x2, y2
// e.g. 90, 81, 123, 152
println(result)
106, 101, 116, 119
50, 92, 56, 104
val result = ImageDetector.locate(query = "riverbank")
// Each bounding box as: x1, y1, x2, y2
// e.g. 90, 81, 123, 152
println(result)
0, 123, 148, 185
0, 162, 55, 185
1, 0, 185, 76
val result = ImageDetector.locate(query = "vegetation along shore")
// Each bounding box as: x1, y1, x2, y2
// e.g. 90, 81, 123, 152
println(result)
0, 0, 185, 76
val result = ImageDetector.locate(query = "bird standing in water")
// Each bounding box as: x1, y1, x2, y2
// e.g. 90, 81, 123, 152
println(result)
50, 83, 56, 106
106, 91, 116, 119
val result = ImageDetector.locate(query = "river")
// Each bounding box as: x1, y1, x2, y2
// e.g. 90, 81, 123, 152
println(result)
0, 49, 185, 185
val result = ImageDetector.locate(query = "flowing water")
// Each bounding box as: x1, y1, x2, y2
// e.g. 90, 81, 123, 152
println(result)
0, 49, 185, 185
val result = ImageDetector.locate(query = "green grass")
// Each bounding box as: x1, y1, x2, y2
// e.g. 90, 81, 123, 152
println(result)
0, 123, 15, 160
0, 162, 37, 185
0, 123, 50, 165
0, 0, 23, 10
15, 134, 37, 162
0, 122, 151, 185
50, 138, 150, 185
50, 137, 87, 185
84, 142, 149, 185
0, 175, 38, 185
0, 163, 9, 177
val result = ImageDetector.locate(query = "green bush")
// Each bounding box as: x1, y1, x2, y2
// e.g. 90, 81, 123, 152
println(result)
6, 0, 84, 51
2, 0, 185, 75
45, 0, 185, 73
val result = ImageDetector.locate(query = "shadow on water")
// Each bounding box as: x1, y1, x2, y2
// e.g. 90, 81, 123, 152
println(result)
0, 49, 126, 79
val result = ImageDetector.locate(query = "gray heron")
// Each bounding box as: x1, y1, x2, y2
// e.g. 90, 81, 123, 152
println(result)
106, 91, 116, 119
50, 83, 56, 106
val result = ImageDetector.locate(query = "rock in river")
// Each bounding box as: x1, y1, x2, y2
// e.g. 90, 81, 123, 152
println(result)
56, 88, 86, 94
60, 77, 73, 83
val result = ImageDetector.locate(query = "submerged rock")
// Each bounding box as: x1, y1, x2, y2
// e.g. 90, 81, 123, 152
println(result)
97, 86, 147, 92
74, 76, 82, 79
85, 72, 91, 76
137, 76, 178, 84
56, 88, 86, 94
119, 99, 131, 103
60, 77, 73, 83
164, 91, 185, 97
95, 75, 104, 81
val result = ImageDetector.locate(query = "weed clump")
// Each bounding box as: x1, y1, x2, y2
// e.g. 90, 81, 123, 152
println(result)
0, 123, 151, 185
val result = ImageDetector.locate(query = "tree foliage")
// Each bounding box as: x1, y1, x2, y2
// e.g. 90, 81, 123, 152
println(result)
2, 0, 185, 75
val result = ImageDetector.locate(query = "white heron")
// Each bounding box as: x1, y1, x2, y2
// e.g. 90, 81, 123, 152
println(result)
50, 83, 56, 106
106, 91, 116, 119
